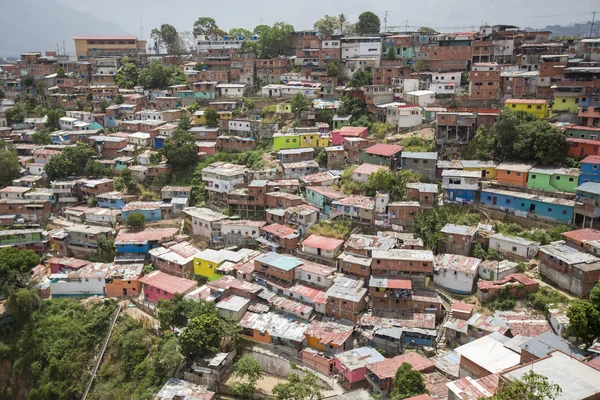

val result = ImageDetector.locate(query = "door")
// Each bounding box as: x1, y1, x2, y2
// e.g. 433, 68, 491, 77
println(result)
123, 288, 127, 296
317, 248, 322, 256
492, 197, 497, 205
530, 204, 536, 213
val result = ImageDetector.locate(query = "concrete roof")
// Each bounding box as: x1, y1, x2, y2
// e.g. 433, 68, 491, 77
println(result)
455, 332, 520, 374
336, 346, 385, 371
520, 331, 587, 360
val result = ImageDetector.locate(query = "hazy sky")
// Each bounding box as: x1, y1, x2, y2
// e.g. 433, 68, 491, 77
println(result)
59, 0, 597, 40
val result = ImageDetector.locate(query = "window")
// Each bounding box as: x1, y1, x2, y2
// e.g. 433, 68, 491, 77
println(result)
548, 208, 552, 212
506, 171, 511, 175
512, 246, 517, 252
555, 176, 560, 180
516, 172, 521, 177
531, 174, 536, 179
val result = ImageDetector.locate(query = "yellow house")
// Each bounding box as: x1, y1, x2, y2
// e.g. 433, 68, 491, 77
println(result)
218, 111, 234, 120
317, 134, 331, 148
73, 36, 146, 58
193, 249, 227, 281
305, 320, 354, 354
193, 110, 206, 125
552, 95, 579, 115
275, 103, 292, 114
299, 132, 322, 148
462, 160, 498, 180
504, 99, 549, 119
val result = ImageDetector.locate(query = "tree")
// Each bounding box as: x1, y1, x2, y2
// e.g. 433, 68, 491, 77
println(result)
365, 169, 420, 201
99, 100, 110, 113
116, 58, 139, 89
6, 288, 40, 323
22, 75, 34, 87
33, 130, 52, 145
348, 69, 373, 88
178, 114, 192, 131
151, 24, 179, 54
45, 107, 66, 131
386, 45, 397, 60
390, 362, 428, 400
257, 22, 294, 58
413, 60, 429, 72
204, 108, 220, 127
357, 11, 381, 35
315, 149, 327, 167
316, 108, 334, 126
137, 61, 185, 89
163, 129, 198, 167
44, 143, 94, 181
272, 372, 323, 400
229, 28, 253, 38
327, 60, 340, 77
85, 160, 109, 177
126, 213, 146, 229
0, 87, 5, 99
56, 67, 66, 78
193, 17, 220, 39
0, 247, 40, 290
231, 355, 264, 399
253, 24, 270, 36
490, 371, 561, 400
338, 13, 349, 35
120, 168, 139, 194
418, 27, 437, 33
5, 103, 26, 124
0, 144, 21, 188
291, 93, 311, 113
114, 94, 124, 104
337, 95, 367, 117
314, 15, 338, 36
179, 313, 223, 357
567, 300, 600, 346
590, 281, 600, 312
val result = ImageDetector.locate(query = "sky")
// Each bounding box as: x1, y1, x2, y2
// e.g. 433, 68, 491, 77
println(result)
59, 0, 598, 41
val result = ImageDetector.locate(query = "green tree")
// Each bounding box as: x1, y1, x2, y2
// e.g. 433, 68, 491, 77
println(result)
348, 69, 373, 88
386, 45, 397, 60
99, 100, 110, 112
567, 300, 600, 346
163, 129, 198, 167
45, 107, 66, 131
489, 371, 561, 400
56, 67, 66, 78
116, 58, 139, 89
413, 60, 429, 72
338, 13, 349, 35
257, 22, 294, 58
86, 92, 93, 102
120, 168, 139, 194
590, 281, 600, 311
85, 160, 109, 177
231, 355, 264, 399
316, 108, 334, 126
357, 11, 381, 35
179, 313, 223, 357
0, 247, 41, 290
193, 62, 206, 71
193, 17, 220, 38
365, 169, 420, 201
0, 143, 21, 187
151, 23, 180, 53
229, 28, 253, 38
33, 130, 52, 145
156, 294, 191, 330
44, 143, 94, 181
291, 93, 311, 113
114, 94, 124, 104
418, 26, 437, 33
22, 75, 35, 87
5, 103, 26, 124
390, 362, 428, 400
337, 95, 368, 117
126, 212, 146, 229
178, 114, 192, 130
6, 288, 40, 323
327, 60, 340, 77
314, 15, 338, 36
137, 61, 185, 89
204, 108, 220, 127
272, 372, 323, 400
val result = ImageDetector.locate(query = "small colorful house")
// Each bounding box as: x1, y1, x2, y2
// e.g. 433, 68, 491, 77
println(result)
441, 170, 480, 204
139, 270, 198, 303
567, 138, 600, 158
121, 201, 164, 222
331, 126, 369, 145
527, 167, 580, 193
273, 132, 300, 151
579, 155, 600, 185
461, 160, 498, 180
496, 162, 536, 188
334, 347, 385, 390
359, 144, 403, 171
504, 99, 549, 119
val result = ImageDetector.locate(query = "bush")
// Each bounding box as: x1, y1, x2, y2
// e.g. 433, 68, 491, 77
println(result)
308, 220, 353, 240
525, 286, 570, 314
126, 213, 146, 229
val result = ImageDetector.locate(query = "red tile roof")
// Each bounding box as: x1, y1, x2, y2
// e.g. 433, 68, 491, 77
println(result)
477, 273, 538, 290
301, 234, 344, 251
582, 155, 600, 165
562, 228, 600, 244
567, 137, 600, 145
365, 143, 403, 157
139, 270, 197, 294
262, 223, 297, 238
367, 353, 435, 379
305, 320, 354, 347
338, 126, 368, 136
115, 228, 179, 243
404, 395, 436, 400
451, 302, 476, 314
353, 163, 389, 175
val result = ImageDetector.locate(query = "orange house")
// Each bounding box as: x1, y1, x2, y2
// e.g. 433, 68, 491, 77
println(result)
567, 138, 600, 158
239, 311, 308, 349
104, 264, 143, 297
496, 162, 536, 187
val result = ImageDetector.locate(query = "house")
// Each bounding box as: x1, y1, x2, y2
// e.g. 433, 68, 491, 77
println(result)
480, 188, 575, 225
154, 379, 215, 400
114, 228, 179, 258
331, 126, 369, 145
273, 132, 300, 151
0, 186, 31, 200
325, 146, 345, 169
442, 170, 480, 204
446, 374, 499, 400
440, 224, 477, 256
257, 224, 299, 253
334, 347, 385, 390
240, 311, 308, 349
574, 182, 600, 228
284, 204, 320, 238
305, 186, 346, 217
344, 234, 397, 258
461, 160, 498, 180
477, 273, 539, 302
301, 234, 344, 260
405, 90, 436, 106
401, 152, 438, 179
193, 248, 255, 281
500, 351, 600, 400
478, 259, 519, 281
489, 234, 539, 260
217, 83, 249, 98
434, 254, 481, 294
325, 276, 368, 322
578, 155, 600, 184
299, 171, 339, 187
46, 257, 90, 274
369, 277, 442, 316
202, 162, 247, 205
451, 302, 476, 321
0, 228, 49, 251
76, 178, 115, 199
496, 162, 536, 188
406, 183, 438, 208
360, 144, 403, 171
96, 191, 134, 209
219, 220, 267, 247
253, 252, 303, 282
352, 163, 389, 184
366, 353, 435, 398
104, 263, 144, 297
139, 270, 198, 303
371, 249, 436, 289
455, 332, 520, 378
216, 295, 251, 321
330, 195, 377, 223
121, 201, 164, 222
281, 160, 320, 179
504, 98, 549, 119
567, 138, 600, 159
518, 331, 587, 364
332, 115, 352, 130
50, 263, 111, 297
444, 312, 510, 348
278, 148, 315, 164
562, 228, 600, 250
51, 224, 114, 258
527, 167, 580, 193
149, 241, 201, 279
182, 207, 228, 239
305, 319, 355, 356
538, 241, 600, 298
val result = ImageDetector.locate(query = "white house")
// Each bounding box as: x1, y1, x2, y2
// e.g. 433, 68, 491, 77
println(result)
294, 261, 336, 289
216, 295, 250, 321
182, 207, 228, 238
404, 90, 436, 107
489, 233, 539, 260
217, 83, 248, 98
341, 37, 383, 59
352, 163, 389, 184
478, 259, 519, 281
434, 253, 481, 294
301, 234, 344, 260
202, 162, 247, 194
49, 263, 109, 297
59, 116, 80, 131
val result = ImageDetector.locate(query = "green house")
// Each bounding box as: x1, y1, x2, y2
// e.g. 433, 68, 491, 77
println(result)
564, 126, 600, 140
332, 115, 352, 130
527, 167, 580, 193
552, 94, 579, 114
273, 133, 300, 151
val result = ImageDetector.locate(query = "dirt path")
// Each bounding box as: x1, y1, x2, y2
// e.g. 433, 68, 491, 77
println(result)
227, 373, 289, 395
120, 300, 160, 330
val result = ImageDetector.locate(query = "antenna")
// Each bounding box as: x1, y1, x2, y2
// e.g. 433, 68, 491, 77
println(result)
590, 11, 597, 38
140, 14, 143, 41
384, 10, 389, 32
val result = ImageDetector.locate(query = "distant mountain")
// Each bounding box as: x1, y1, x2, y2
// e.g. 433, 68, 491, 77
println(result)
525, 21, 597, 38
0, 0, 132, 57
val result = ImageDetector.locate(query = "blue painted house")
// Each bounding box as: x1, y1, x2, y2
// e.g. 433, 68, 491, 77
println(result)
97, 191, 131, 209
121, 201, 165, 222
115, 227, 179, 257
573, 182, 600, 228
441, 170, 480, 204
579, 155, 600, 185
480, 188, 575, 224
305, 186, 346, 217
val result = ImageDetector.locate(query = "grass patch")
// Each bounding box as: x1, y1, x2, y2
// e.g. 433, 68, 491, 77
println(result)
308, 219, 353, 240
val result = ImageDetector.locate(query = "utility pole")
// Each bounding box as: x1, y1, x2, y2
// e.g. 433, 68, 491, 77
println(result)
384, 10, 389, 32
590, 11, 597, 38
406, 20, 408, 33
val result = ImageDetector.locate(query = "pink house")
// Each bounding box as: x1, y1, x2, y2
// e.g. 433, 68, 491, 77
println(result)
334, 346, 385, 390
139, 270, 198, 303
46, 257, 90, 274
331, 126, 369, 145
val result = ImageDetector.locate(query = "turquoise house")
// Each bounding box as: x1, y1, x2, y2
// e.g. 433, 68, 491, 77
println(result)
121, 201, 164, 222
527, 167, 580, 193
305, 186, 346, 217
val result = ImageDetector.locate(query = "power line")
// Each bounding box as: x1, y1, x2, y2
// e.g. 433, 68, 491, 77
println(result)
590, 11, 597, 38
